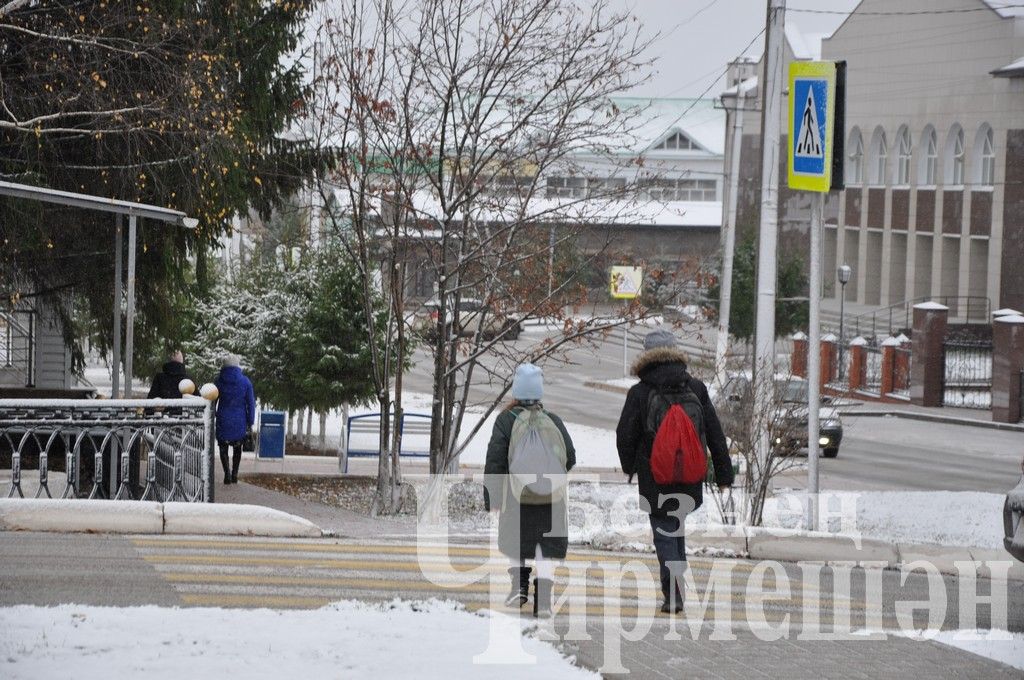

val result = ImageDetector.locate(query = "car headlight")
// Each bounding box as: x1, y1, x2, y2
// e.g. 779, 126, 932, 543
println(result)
818, 436, 830, 446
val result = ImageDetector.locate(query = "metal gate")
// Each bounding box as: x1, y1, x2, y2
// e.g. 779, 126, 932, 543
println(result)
941, 340, 993, 409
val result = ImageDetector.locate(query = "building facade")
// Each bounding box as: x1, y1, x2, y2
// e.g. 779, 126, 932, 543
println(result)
722, 0, 1024, 320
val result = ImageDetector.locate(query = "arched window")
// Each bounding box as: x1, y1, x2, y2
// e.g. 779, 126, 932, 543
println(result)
973, 125, 995, 186
945, 125, 965, 185
919, 126, 938, 186
896, 126, 912, 185
847, 128, 864, 184
869, 127, 887, 185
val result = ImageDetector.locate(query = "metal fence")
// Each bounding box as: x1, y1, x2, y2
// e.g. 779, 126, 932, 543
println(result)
942, 340, 993, 410
0, 398, 214, 502
863, 346, 883, 395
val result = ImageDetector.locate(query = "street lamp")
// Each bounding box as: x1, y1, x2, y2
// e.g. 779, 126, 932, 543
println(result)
837, 264, 852, 378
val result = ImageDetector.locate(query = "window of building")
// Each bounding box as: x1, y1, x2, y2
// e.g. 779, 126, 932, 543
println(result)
586, 177, 626, 198
976, 125, 995, 186
946, 126, 965, 186
641, 178, 717, 202
921, 127, 937, 185
869, 127, 887, 185
653, 132, 697, 151
847, 128, 863, 184
545, 176, 586, 199
896, 127, 911, 185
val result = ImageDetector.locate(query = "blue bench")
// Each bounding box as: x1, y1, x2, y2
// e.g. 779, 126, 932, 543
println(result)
343, 412, 431, 472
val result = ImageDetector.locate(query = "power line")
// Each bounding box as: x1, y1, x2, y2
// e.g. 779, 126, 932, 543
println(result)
787, 4, 1024, 16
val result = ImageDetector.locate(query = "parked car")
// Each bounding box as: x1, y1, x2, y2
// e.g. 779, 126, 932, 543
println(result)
1004, 455, 1024, 562
715, 374, 844, 458
415, 298, 522, 341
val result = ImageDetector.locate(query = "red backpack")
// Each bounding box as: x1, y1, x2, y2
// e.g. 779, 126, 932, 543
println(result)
645, 385, 707, 485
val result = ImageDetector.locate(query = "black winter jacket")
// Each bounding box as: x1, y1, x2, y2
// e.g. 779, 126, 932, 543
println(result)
147, 361, 192, 399
616, 347, 734, 518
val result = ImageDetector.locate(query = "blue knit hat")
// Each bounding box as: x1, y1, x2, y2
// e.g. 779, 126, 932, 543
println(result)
511, 363, 543, 401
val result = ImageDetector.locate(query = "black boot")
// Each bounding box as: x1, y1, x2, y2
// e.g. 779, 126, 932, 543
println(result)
659, 569, 684, 614
219, 448, 232, 484
504, 567, 531, 608
231, 446, 242, 484
532, 578, 553, 619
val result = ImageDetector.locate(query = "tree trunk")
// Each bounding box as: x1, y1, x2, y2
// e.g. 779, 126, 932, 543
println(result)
318, 410, 327, 454
296, 408, 305, 444
338, 404, 349, 472
373, 393, 394, 515
305, 408, 314, 448
288, 410, 296, 441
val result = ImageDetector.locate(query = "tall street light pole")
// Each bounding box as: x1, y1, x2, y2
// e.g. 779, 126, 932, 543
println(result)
837, 264, 852, 379
752, 0, 787, 469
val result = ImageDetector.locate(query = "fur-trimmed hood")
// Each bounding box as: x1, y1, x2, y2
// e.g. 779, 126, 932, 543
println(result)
630, 346, 689, 377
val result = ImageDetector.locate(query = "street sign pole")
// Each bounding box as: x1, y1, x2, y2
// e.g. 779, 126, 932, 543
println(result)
609, 265, 643, 378
807, 192, 823, 530
787, 59, 844, 531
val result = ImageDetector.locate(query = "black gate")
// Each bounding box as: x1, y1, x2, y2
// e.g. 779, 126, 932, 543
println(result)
942, 340, 993, 409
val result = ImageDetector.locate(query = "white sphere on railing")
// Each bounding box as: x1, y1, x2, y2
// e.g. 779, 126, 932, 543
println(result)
178, 378, 196, 396
199, 383, 219, 401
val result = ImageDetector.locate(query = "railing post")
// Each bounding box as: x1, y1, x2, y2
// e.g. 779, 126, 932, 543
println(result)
880, 336, 900, 396
848, 337, 867, 391
791, 332, 808, 377
820, 334, 838, 388
910, 301, 949, 407
992, 314, 1024, 423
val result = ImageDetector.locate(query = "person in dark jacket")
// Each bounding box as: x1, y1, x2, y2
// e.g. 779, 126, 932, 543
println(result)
616, 329, 734, 614
147, 350, 193, 399
214, 354, 256, 484
484, 363, 575, 618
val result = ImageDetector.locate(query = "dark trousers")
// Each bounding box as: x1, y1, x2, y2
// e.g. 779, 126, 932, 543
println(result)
649, 514, 687, 604
218, 440, 242, 478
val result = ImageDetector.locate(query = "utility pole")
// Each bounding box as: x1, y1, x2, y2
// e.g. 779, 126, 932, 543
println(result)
715, 83, 748, 387
807, 192, 823, 530
752, 0, 786, 469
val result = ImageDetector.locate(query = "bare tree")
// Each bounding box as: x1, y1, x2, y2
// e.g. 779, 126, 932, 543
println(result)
310, 0, 722, 513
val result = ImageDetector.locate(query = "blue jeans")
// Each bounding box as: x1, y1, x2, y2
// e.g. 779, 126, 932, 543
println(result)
649, 514, 687, 604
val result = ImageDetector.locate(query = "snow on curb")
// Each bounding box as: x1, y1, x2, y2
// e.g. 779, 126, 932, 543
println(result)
0, 499, 163, 534
163, 502, 322, 537
0, 499, 323, 538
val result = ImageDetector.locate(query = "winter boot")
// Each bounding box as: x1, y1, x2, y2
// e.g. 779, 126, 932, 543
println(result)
659, 569, 684, 614
219, 448, 232, 484
532, 578, 553, 619
504, 567, 531, 608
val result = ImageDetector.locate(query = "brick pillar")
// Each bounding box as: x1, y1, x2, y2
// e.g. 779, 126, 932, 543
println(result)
791, 332, 808, 377
910, 302, 949, 407
992, 314, 1024, 423
848, 337, 867, 391
820, 334, 837, 387
880, 336, 900, 396
893, 333, 911, 392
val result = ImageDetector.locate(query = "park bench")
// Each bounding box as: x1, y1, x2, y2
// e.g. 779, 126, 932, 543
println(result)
343, 412, 431, 473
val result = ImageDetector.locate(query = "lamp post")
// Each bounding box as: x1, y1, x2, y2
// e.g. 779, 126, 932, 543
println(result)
837, 264, 852, 378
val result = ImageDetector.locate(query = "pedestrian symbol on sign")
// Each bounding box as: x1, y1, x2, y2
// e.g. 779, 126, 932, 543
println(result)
796, 88, 822, 158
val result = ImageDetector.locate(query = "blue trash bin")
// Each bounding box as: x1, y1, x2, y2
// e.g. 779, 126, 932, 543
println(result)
258, 411, 286, 459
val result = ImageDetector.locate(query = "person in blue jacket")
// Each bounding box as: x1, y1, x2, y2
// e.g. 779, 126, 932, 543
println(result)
214, 354, 255, 484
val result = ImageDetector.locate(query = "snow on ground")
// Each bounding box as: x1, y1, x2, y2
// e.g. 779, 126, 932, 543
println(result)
903, 630, 1024, 672
0, 600, 597, 680
565, 485, 1007, 551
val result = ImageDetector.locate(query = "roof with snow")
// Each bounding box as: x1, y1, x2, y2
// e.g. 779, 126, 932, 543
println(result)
983, 1, 1024, 18
992, 55, 1024, 77
609, 98, 725, 157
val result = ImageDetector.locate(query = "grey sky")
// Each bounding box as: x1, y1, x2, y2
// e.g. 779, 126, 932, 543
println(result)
616, 0, 861, 99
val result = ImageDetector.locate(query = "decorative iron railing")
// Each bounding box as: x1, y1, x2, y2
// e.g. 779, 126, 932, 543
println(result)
0, 398, 214, 502
942, 340, 993, 410
863, 346, 883, 395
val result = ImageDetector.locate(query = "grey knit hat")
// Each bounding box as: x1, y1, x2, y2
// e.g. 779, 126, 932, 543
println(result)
221, 353, 241, 368
643, 329, 677, 351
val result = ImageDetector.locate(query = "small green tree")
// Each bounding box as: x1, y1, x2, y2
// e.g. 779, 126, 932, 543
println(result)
708, 233, 809, 343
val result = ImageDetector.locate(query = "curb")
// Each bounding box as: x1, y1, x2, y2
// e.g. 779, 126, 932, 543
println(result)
843, 409, 1024, 433
583, 380, 630, 395
0, 499, 323, 538
593, 523, 1024, 581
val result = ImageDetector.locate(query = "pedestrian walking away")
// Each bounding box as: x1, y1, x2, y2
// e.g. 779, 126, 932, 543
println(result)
147, 349, 193, 399
214, 354, 256, 485
484, 363, 576, 618
616, 329, 734, 614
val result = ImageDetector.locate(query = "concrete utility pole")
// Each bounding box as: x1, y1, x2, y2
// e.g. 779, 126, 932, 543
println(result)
715, 84, 749, 387
752, 0, 786, 468
806, 191, 823, 530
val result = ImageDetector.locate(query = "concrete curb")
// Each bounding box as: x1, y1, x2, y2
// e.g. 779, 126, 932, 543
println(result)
0, 499, 324, 538
842, 409, 1024, 433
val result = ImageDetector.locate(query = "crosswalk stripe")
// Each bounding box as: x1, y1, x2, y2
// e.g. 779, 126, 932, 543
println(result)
180, 594, 331, 608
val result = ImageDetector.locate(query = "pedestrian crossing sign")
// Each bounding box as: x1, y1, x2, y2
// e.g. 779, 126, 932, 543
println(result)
788, 61, 842, 192
610, 266, 643, 299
